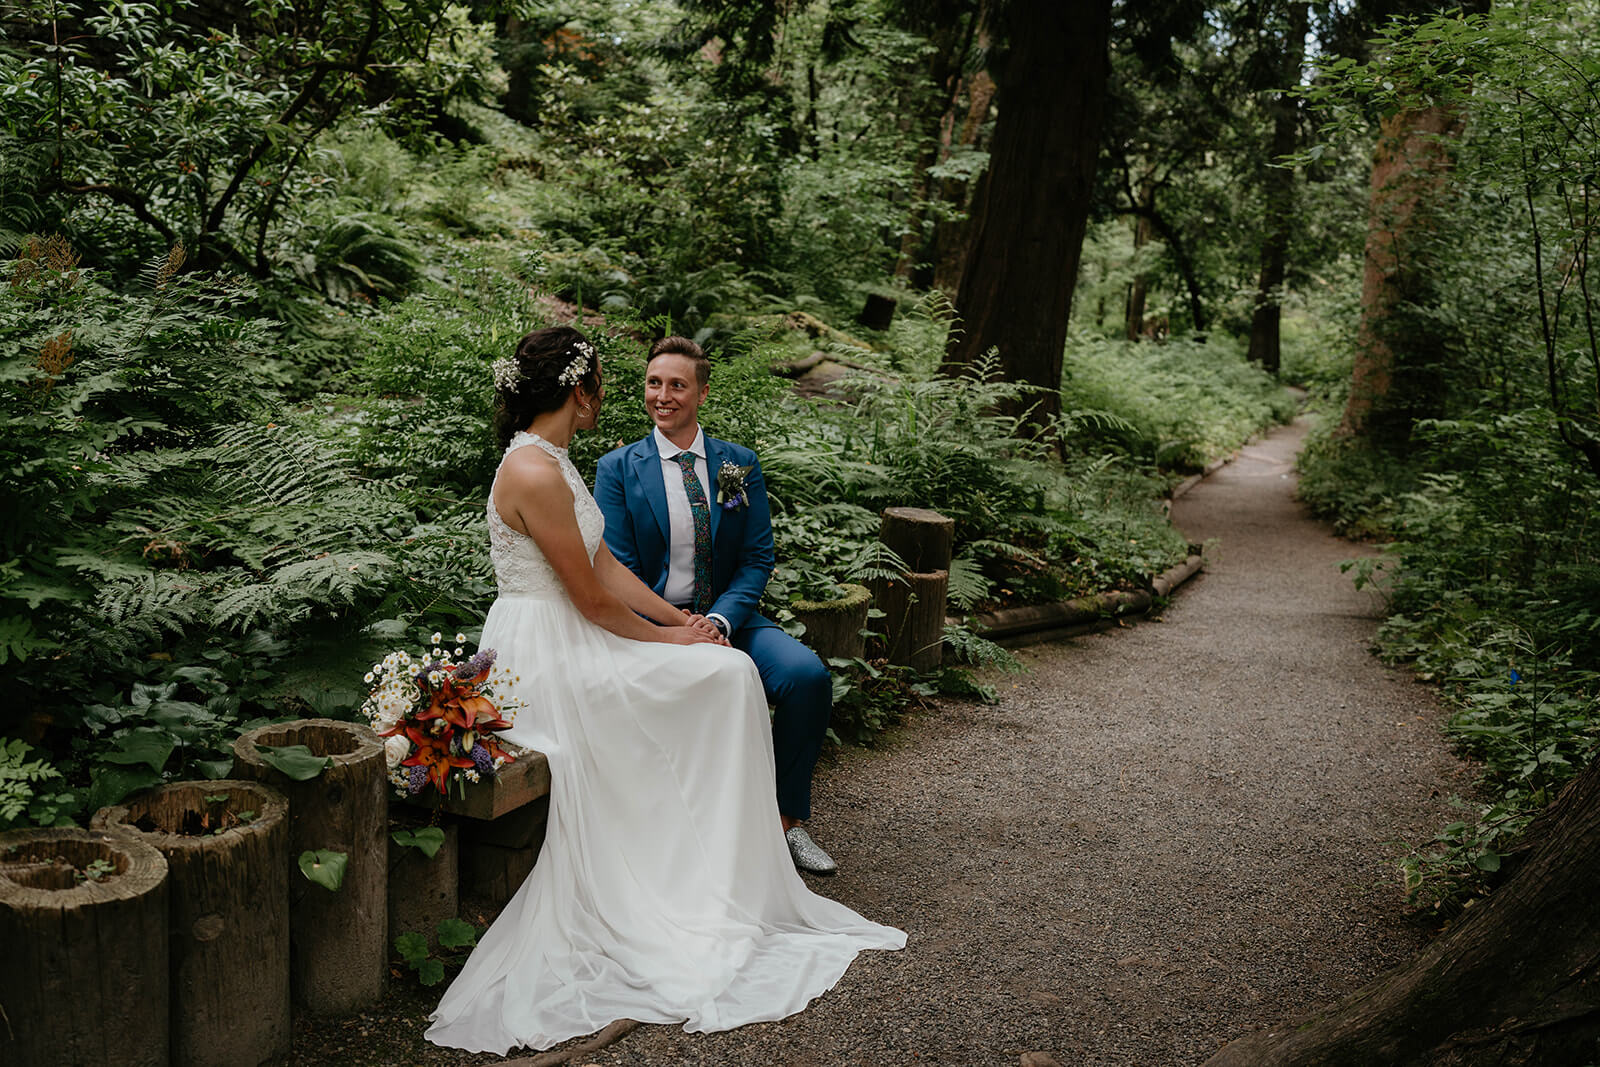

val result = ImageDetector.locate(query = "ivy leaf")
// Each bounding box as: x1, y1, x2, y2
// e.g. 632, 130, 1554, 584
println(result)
416, 957, 446, 986
98, 730, 176, 773
1474, 850, 1502, 872
85, 764, 163, 813
257, 744, 332, 781
298, 849, 348, 891
436, 917, 478, 950
192, 757, 234, 780
393, 931, 430, 964
391, 826, 446, 859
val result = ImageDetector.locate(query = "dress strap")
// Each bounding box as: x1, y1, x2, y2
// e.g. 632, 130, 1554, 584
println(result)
506, 431, 569, 462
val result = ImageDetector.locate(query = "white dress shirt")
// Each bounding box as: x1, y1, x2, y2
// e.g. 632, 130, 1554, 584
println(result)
652, 427, 728, 634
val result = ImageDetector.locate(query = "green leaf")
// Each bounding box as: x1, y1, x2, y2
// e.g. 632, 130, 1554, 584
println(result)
298, 849, 348, 891
417, 957, 446, 986
391, 826, 446, 860
192, 757, 234, 780
203, 793, 229, 804
85, 764, 163, 813
99, 730, 176, 773
436, 917, 478, 950
257, 744, 332, 781
1474, 850, 1502, 872
393, 931, 430, 964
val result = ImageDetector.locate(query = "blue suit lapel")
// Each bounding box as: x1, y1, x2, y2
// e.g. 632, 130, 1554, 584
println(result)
631, 439, 671, 546
704, 436, 724, 544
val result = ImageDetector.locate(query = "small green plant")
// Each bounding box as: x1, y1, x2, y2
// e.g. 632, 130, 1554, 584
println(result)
395, 918, 480, 986
298, 850, 349, 892
76, 858, 116, 883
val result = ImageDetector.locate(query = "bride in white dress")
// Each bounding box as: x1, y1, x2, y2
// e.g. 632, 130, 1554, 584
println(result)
426, 327, 905, 1055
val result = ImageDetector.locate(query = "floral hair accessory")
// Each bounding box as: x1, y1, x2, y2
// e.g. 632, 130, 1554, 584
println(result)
557, 340, 597, 387
491, 357, 523, 393
716, 461, 754, 510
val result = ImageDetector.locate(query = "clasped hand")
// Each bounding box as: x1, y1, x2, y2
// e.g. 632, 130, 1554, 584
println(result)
682, 613, 730, 646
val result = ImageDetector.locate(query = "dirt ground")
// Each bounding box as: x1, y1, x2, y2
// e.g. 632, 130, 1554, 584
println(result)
285, 415, 1471, 1066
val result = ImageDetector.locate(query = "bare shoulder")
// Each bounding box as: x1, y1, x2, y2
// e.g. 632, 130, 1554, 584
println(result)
495, 447, 572, 514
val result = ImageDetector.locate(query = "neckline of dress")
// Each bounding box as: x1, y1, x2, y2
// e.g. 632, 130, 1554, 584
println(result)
513, 430, 569, 459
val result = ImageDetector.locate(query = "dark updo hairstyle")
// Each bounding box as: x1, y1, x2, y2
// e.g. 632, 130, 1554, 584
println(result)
492, 326, 603, 449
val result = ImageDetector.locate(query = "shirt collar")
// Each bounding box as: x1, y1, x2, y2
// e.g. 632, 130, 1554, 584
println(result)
653, 426, 706, 460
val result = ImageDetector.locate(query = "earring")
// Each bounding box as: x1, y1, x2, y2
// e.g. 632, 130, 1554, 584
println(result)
579, 405, 591, 415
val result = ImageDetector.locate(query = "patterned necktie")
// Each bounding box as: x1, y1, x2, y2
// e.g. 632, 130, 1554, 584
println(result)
675, 451, 713, 614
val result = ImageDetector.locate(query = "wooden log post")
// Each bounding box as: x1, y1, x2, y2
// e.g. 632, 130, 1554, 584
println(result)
791, 582, 872, 661
0, 827, 170, 1066
233, 719, 387, 1014
459, 795, 550, 909
388, 817, 460, 951
91, 780, 291, 1067
873, 507, 955, 672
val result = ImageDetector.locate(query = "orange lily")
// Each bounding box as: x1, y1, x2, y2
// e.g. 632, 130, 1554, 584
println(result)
417, 675, 497, 731
401, 724, 474, 794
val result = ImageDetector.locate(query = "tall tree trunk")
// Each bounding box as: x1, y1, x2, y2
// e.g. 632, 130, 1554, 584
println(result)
941, 0, 1113, 431
1246, 1, 1311, 375
1338, 103, 1462, 447
930, 65, 997, 295
892, 10, 978, 281
1124, 177, 1155, 340
1204, 754, 1600, 1066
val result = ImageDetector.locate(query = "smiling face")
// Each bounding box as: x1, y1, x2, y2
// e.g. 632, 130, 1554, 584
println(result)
644, 352, 708, 447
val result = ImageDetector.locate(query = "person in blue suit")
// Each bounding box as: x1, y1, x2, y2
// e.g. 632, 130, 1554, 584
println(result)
593, 336, 839, 875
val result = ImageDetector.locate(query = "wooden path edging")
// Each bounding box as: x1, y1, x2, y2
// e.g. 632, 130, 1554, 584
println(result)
957, 444, 1245, 648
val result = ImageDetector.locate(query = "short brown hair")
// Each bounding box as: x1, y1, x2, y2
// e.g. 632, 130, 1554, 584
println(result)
647, 336, 710, 388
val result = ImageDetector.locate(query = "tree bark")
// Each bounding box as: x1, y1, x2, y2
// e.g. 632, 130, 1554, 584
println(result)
233, 718, 388, 1014
791, 582, 871, 661
92, 780, 292, 1067
1338, 103, 1462, 447
0, 827, 170, 1066
941, 0, 1112, 431
878, 505, 956, 574
1124, 177, 1156, 340
1205, 754, 1600, 1065
871, 570, 949, 672
1246, 1, 1311, 375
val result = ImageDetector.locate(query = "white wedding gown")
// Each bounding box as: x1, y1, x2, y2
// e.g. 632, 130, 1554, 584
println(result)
425, 432, 905, 1054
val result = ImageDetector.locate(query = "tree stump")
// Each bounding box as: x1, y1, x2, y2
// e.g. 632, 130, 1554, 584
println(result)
871, 569, 949, 672
791, 582, 871, 661
0, 827, 169, 1066
388, 817, 459, 951
879, 506, 955, 574
857, 291, 897, 331
91, 780, 291, 1067
233, 718, 387, 1014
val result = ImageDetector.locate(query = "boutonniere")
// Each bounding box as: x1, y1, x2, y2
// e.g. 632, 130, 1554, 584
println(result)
716, 461, 754, 510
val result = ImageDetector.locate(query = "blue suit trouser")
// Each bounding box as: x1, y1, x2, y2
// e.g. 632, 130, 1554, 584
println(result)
733, 620, 831, 821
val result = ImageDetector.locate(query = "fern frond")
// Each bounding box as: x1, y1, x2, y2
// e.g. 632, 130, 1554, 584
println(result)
945, 555, 993, 612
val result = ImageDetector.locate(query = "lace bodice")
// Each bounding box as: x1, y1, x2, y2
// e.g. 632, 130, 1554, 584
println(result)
487, 432, 604, 598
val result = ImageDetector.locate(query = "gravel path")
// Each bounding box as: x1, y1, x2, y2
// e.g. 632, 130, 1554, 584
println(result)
296, 416, 1472, 1065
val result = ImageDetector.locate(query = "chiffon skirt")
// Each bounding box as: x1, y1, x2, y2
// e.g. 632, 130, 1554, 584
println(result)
425, 593, 905, 1054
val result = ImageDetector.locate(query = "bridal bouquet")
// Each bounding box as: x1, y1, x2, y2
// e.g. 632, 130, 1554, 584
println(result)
361, 633, 522, 798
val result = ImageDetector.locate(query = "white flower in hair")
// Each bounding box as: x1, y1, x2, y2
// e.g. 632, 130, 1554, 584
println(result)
492, 357, 523, 392
557, 340, 596, 387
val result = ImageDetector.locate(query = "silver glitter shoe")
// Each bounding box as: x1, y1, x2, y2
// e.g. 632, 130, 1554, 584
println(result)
785, 826, 838, 876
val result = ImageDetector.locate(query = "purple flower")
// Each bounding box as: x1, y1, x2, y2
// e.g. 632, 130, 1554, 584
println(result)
454, 647, 497, 680
470, 743, 494, 777
406, 764, 428, 794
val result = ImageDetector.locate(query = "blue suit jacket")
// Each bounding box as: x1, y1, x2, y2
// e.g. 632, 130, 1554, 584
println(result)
593, 433, 775, 636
